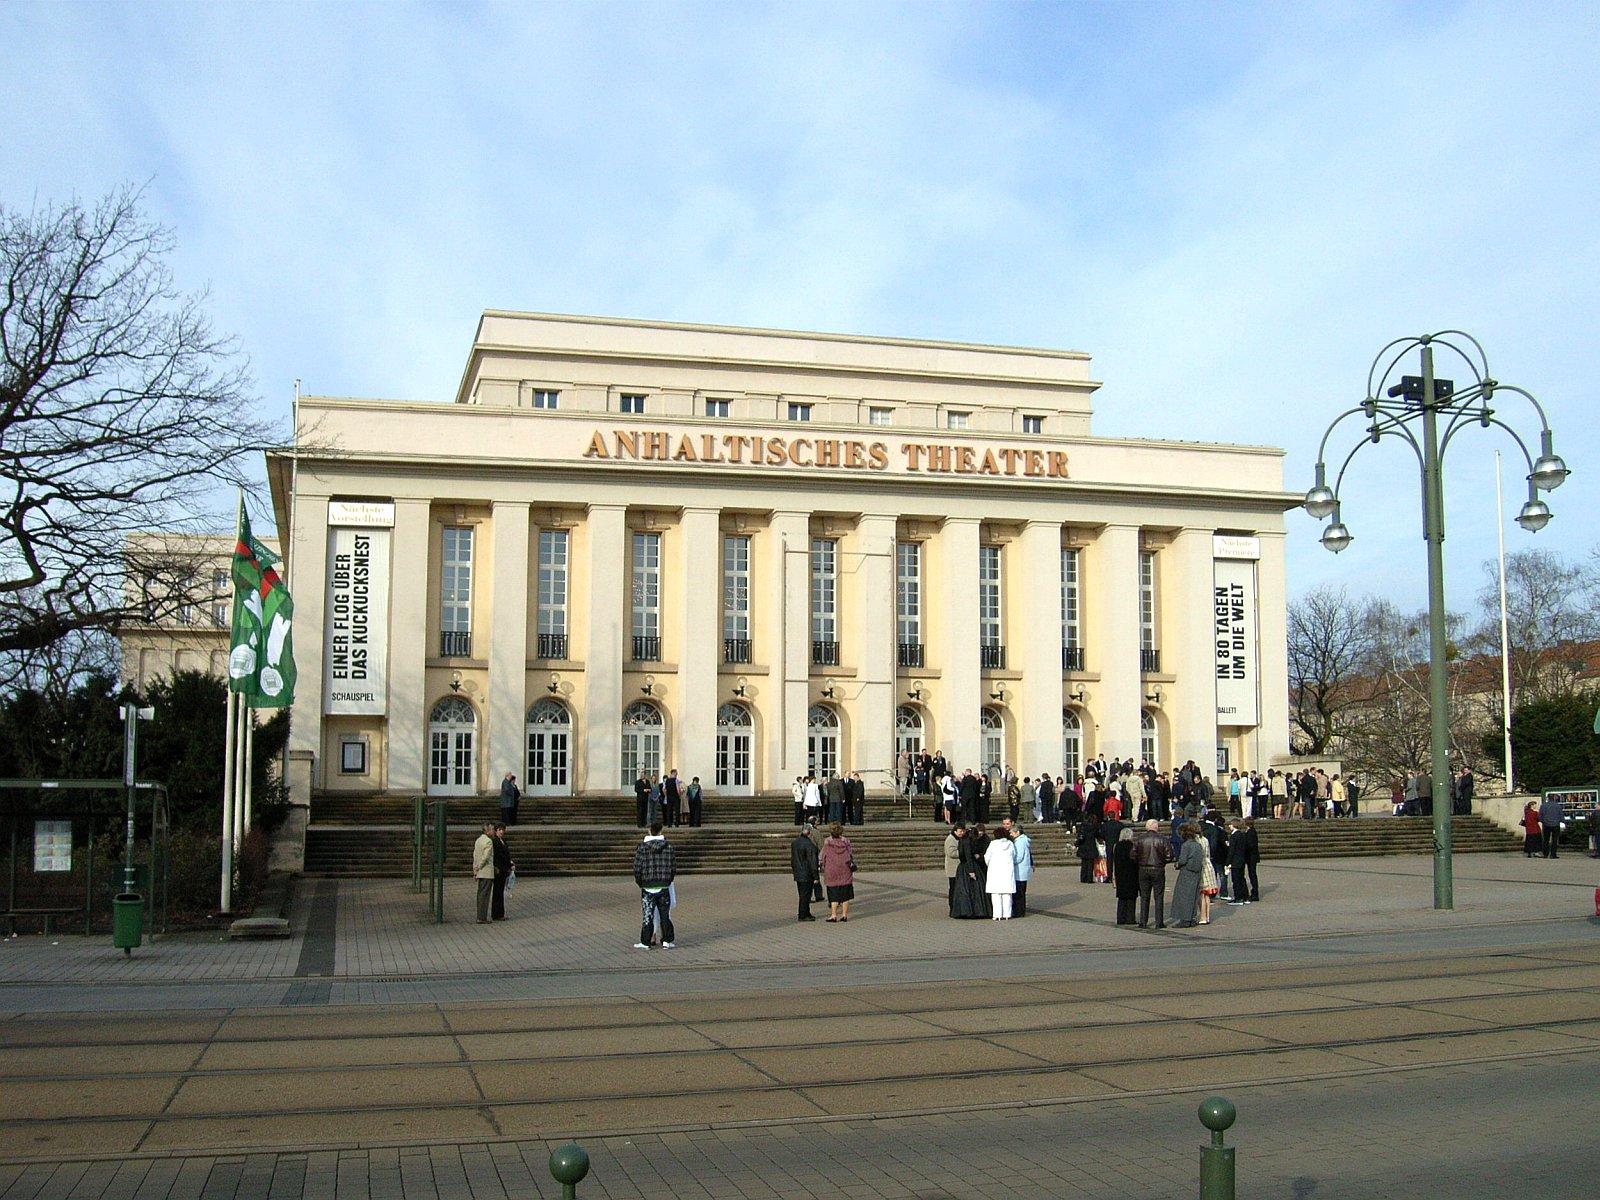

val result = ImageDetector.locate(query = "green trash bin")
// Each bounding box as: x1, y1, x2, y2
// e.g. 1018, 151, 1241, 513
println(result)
112, 892, 143, 955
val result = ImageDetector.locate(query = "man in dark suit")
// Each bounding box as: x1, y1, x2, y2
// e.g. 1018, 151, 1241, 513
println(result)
958, 770, 982, 825
824, 772, 846, 825
1244, 817, 1262, 901
634, 772, 651, 827
790, 827, 820, 921
847, 771, 866, 825
662, 769, 682, 827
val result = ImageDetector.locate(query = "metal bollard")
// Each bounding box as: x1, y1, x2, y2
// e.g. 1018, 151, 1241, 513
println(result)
549, 1144, 590, 1200
1197, 1096, 1236, 1200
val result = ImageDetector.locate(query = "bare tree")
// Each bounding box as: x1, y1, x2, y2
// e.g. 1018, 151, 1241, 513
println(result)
0, 188, 276, 663
1467, 548, 1599, 704
1287, 585, 1384, 755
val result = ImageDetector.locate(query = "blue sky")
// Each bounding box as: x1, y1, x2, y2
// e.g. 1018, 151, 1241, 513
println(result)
3, 0, 1596, 616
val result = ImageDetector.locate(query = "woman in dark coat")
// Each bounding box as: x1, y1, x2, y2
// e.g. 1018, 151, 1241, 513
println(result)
1112, 827, 1139, 924
1170, 823, 1206, 927
1074, 818, 1098, 883
951, 830, 991, 918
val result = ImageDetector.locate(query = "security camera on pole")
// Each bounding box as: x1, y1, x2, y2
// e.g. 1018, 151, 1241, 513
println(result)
222, 492, 297, 913
1303, 332, 1567, 910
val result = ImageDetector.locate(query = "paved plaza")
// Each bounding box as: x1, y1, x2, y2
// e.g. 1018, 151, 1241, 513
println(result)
0, 852, 1596, 1198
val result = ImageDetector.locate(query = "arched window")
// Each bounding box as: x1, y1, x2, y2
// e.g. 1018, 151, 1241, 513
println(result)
980, 708, 1005, 773
620, 701, 663, 787
1140, 709, 1158, 768
428, 697, 477, 796
1062, 708, 1083, 779
525, 700, 571, 795
807, 704, 840, 777
895, 705, 924, 761
716, 703, 753, 793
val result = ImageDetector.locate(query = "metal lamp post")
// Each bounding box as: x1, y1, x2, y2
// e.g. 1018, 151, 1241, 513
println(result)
1305, 332, 1566, 910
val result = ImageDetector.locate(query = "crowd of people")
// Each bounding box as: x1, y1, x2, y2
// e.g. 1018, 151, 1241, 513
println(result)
632, 769, 706, 827
791, 773, 868, 826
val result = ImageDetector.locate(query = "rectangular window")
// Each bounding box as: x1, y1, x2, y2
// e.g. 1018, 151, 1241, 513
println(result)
1060, 547, 1081, 665
441, 527, 474, 643
1022, 414, 1044, 434
537, 530, 569, 652
340, 738, 369, 775
211, 601, 229, 628
631, 531, 661, 641
531, 389, 559, 409
722, 535, 750, 645
620, 392, 647, 414
787, 402, 812, 422
810, 537, 837, 650
704, 398, 730, 418
868, 406, 893, 426
1139, 550, 1157, 652
895, 541, 921, 646
979, 545, 1003, 649
176, 602, 196, 626
212, 569, 229, 594
946, 411, 970, 430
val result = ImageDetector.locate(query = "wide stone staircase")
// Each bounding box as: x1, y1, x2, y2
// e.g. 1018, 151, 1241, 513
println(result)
303, 792, 1521, 878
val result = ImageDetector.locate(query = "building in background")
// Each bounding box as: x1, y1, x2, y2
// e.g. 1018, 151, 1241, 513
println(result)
263, 312, 1296, 853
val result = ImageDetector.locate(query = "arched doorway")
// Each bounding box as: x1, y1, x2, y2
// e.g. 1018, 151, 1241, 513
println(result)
1062, 708, 1083, 780
620, 701, 663, 788
715, 702, 753, 794
1140, 709, 1159, 768
807, 704, 840, 778
525, 699, 571, 796
980, 707, 1005, 774
895, 705, 924, 761
428, 696, 477, 796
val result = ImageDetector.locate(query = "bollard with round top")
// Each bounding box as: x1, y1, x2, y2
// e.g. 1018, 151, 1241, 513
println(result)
549, 1144, 590, 1200
1198, 1096, 1236, 1200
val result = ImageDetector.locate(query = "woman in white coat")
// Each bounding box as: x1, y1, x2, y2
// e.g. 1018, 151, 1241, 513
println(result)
983, 831, 1017, 920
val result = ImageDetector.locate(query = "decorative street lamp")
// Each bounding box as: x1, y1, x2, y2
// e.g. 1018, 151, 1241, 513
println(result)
1304, 332, 1566, 910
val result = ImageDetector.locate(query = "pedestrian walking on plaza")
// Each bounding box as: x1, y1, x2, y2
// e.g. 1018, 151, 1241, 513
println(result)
490, 822, 513, 920
472, 821, 496, 924
944, 823, 963, 909
1171, 824, 1206, 928
499, 772, 520, 826
791, 825, 820, 921
1112, 827, 1139, 924
983, 825, 1017, 919
1133, 819, 1173, 929
1008, 824, 1033, 917
1522, 801, 1542, 857
820, 822, 855, 921
1539, 792, 1564, 858
686, 775, 704, 827
632, 822, 677, 949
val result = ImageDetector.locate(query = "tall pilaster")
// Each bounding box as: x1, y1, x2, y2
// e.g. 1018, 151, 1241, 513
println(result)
678, 507, 721, 788
1090, 523, 1141, 762
1168, 527, 1218, 773
387, 498, 431, 793
764, 511, 811, 787
487, 502, 531, 789
938, 516, 982, 771
582, 504, 627, 795
853, 514, 897, 786
1015, 520, 1065, 778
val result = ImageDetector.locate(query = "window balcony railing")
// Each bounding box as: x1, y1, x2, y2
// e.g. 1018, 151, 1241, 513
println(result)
439, 629, 471, 658
1141, 647, 1161, 673
632, 634, 661, 662
811, 639, 840, 666
536, 633, 567, 660
980, 644, 1007, 670
1062, 644, 1085, 671
897, 641, 925, 668
723, 637, 752, 664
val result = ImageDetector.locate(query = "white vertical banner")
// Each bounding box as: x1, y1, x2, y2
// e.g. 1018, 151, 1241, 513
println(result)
1212, 538, 1260, 728
324, 525, 391, 715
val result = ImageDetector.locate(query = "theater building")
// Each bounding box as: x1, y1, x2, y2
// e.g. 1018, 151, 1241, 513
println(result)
265, 312, 1294, 835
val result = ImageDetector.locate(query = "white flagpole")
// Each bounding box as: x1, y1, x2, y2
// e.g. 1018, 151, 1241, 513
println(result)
234, 692, 248, 853
1495, 451, 1515, 793
220, 688, 236, 912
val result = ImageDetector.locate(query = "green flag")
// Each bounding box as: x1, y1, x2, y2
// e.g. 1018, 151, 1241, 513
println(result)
228, 499, 296, 708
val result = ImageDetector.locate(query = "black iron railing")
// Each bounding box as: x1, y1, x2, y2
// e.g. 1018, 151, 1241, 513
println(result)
536, 633, 567, 660
811, 639, 840, 666
724, 637, 752, 664
632, 634, 661, 662
1141, 647, 1161, 673
439, 630, 471, 658
980, 644, 1006, 670
1062, 644, 1084, 671
897, 641, 924, 668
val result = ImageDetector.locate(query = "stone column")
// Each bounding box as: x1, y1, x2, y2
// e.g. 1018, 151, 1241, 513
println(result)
582, 504, 627, 796
487, 502, 531, 790
764, 511, 811, 787
1255, 531, 1291, 769
1090, 523, 1141, 762
387, 498, 432, 794
1015, 520, 1065, 778
1167, 527, 1218, 772
853, 514, 897, 787
678, 507, 721, 788
938, 516, 982, 771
